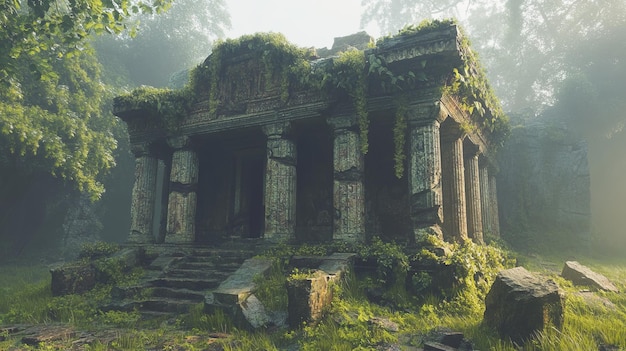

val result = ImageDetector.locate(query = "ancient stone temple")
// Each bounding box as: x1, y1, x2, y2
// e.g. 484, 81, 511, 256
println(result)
114, 21, 506, 246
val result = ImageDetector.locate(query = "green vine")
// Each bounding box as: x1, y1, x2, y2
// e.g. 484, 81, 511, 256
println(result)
325, 50, 370, 154
442, 22, 510, 152
393, 96, 408, 178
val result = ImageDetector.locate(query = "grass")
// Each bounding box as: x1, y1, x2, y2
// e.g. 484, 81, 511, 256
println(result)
0, 244, 625, 350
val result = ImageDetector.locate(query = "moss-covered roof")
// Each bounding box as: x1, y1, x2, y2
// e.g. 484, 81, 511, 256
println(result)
114, 19, 508, 155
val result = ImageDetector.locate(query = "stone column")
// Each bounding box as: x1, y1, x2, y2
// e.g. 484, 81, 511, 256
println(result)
489, 174, 501, 237
479, 159, 492, 236
263, 122, 297, 242
128, 143, 158, 244
328, 115, 365, 242
407, 119, 443, 240
441, 135, 468, 242
464, 149, 483, 244
165, 136, 199, 244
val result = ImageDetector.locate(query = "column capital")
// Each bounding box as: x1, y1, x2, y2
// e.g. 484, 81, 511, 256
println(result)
406, 101, 444, 127
464, 141, 481, 159
263, 121, 292, 138
327, 115, 358, 131
130, 142, 153, 157
167, 135, 192, 150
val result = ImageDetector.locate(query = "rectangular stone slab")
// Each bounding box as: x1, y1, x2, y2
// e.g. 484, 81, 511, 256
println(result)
212, 257, 272, 305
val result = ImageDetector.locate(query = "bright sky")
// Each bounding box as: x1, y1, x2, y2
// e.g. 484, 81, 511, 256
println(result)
225, 0, 379, 49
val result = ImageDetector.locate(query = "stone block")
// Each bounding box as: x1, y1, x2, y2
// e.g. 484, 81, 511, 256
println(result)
205, 257, 273, 329
561, 261, 618, 292
484, 267, 564, 344
287, 270, 333, 328
50, 263, 97, 296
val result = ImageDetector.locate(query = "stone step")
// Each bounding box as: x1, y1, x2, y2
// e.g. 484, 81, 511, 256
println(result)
175, 261, 243, 271
148, 277, 222, 290
164, 268, 232, 280
150, 287, 206, 301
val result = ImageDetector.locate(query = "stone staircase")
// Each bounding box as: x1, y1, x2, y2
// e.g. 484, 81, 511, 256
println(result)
107, 246, 255, 318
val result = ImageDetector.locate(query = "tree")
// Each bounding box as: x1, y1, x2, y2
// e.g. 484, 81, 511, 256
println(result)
0, 0, 171, 86
94, 0, 231, 87
0, 0, 173, 255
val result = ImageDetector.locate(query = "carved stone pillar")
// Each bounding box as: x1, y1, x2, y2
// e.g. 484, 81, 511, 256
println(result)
327, 115, 365, 242
441, 134, 468, 242
165, 136, 199, 244
489, 174, 501, 237
464, 149, 483, 244
263, 122, 297, 242
407, 119, 443, 240
129, 143, 158, 244
479, 159, 492, 236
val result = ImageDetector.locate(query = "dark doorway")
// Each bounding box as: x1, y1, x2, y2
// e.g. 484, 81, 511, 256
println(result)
295, 121, 333, 242
232, 150, 265, 238
195, 129, 266, 243
364, 115, 411, 242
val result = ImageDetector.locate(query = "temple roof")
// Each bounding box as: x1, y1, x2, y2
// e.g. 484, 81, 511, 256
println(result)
113, 19, 508, 155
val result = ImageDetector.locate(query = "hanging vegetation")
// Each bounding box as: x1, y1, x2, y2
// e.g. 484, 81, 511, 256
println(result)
116, 20, 509, 175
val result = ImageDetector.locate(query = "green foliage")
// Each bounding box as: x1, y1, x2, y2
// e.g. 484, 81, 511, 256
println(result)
0, 45, 119, 199
0, 0, 172, 86
115, 85, 193, 132
179, 304, 234, 333
78, 241, 121, 260
253, 260, 288, 312
393, 97, 408, 178
376, 19, 458, 46
194, 33, 314, 115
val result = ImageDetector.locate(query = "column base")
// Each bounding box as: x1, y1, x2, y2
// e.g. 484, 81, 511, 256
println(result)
127, 230, 155, 244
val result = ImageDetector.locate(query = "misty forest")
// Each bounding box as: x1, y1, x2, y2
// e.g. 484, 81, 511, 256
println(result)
1, 0, 626, 350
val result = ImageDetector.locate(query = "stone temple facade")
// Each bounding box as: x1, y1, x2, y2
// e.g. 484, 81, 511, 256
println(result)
114, 23, 502, 246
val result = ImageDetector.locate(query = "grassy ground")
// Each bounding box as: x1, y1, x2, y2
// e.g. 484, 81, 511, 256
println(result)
0, 242, 625, 350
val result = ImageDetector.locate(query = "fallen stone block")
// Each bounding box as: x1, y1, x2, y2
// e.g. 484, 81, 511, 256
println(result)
205, 257, 273, 330
561, 261, 618, 292
287, 270, 333, 328
50, 263, 97, 296
484, 266, 564, 344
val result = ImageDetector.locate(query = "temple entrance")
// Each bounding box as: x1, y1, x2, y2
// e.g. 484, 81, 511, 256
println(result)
195, 129, 266, 243
231, 150, 265, 238
364, 115, 411, 242
295, 121, 333, 242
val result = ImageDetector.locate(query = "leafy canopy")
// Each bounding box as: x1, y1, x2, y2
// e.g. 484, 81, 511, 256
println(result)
0, 0, 173, 199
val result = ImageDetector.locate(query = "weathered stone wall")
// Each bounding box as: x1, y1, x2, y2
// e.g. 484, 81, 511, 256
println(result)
497, 117, 591, 245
